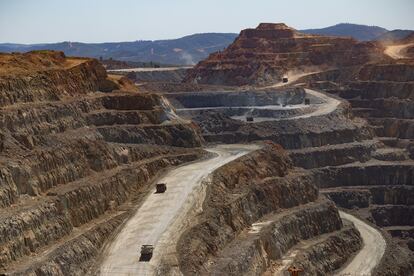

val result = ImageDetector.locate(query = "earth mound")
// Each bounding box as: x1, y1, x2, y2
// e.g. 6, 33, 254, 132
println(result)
184, 23, 386, 86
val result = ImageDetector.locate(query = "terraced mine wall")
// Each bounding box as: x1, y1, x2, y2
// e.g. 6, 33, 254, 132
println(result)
0, 59, 118, 107
175, 23, 414, 275
297, 58, 414, 273
191, 102, 373, 150
175, 144, 361, 275
335, 63, 414, 139
165, 79, 414, 274
166, 87, 305, 108
176, 105, 317, 120
119, 68, 189, 83
314, 162, 414, 188
0, 52, 204, 275
314, 160, 414, 275
184, 23, 385, 86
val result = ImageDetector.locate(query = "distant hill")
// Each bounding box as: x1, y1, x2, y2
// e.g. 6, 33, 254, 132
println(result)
374, 29, 414, 43
2, 23, 413, 65
0, 33, 238, 65
301, 23, 388, 41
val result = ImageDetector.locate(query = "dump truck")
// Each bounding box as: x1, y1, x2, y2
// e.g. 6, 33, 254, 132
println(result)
139, 245, 154, 261
246, 116, 254, 122
156, 183, 167, 193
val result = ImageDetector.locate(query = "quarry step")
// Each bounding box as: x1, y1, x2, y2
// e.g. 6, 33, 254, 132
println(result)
2, 210, 128, 274
378, 137, 414, 148
267, 223, 360, 275
352, 107, 378, 117
324, 158, 414, 168
0, 151, 201, 269
321, 185, 414, 208
85, 108, 164, 126
207, 199, 344, 275
96, 122, 184, 129
314, 159, 414, 189
0, 151, 192, 225
384, 225, 414, 232
321, 184, 414, 191
288, 139, 381, 168
372, 147, 410, 161
203, 121, 373, 150
45, 152, 199, 195
367, 118, 414, 139
288, 139, 381, 153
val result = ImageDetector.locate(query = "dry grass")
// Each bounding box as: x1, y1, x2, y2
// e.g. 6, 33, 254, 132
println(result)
0, 51, 89, 77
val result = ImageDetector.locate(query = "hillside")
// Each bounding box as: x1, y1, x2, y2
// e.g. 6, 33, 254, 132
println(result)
0, 33, 238, 65
184, 23, 385, 85
1, 23, 412, 66
375, 29, 414, 43
301, 23, 388, 41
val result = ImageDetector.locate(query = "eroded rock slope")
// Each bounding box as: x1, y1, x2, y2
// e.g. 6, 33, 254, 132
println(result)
0, 51, 203, 275
184, 23, 386, 86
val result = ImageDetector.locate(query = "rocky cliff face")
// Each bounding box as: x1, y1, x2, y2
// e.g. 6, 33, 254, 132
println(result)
335, 62, 414, 140
175, 143, 361, 275
301, 61, 414, 275
184, 23, 386, 85
0, 51, 204, 275
189, 98, 373, 150
0, 52, 121, 107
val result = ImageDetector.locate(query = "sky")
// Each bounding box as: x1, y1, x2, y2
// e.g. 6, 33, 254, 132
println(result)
1, 0, 413, 44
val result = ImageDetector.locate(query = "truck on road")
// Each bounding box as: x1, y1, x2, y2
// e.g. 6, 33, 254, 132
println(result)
139, 245, 154, 261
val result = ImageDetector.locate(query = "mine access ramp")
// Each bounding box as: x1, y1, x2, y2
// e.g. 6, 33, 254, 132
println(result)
139, 245, 154, 261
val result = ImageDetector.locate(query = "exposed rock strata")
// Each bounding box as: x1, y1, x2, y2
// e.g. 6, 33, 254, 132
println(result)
184, 23, 386, 85
0, 51, 204, 274
176, 144, 359, 275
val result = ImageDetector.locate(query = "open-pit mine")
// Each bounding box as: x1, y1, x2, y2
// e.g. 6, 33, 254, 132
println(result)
1, 22, 414, 276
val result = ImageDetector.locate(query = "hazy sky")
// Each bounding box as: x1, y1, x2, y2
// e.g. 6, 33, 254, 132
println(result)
1, 0, 413, 44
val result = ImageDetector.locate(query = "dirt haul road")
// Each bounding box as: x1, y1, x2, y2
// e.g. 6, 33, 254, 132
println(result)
299, 89, 341, 119
336, 211, 386, 276
98, 144, 259, 276
384, 43, 414, 59
271, 211, 386, 276
230, 88, 341, 123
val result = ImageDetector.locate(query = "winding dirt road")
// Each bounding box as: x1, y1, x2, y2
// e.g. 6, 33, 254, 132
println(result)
297, 89, 341, 119
384, 43, 414, 59
336, 211, 386, 276
270, 211, 386, 276
98, 144, 259, 275
230, 88, 341, 122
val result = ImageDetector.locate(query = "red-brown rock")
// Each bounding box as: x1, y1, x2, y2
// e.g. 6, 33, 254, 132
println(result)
184, 23, 385, 86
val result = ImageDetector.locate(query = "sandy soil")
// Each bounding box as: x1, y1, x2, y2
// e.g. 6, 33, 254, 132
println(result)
0, 51, 88, 76
384, 43, 414, 59
335, 211, 386, 276
98, 144, 259, 275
